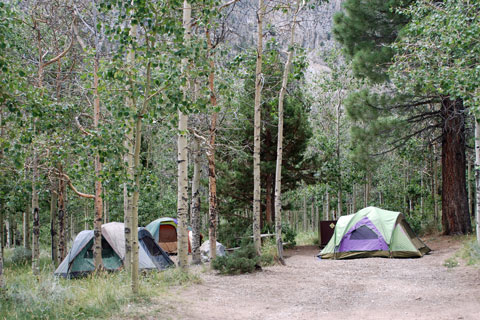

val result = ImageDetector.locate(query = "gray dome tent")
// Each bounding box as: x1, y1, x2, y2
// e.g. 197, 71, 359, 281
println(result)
54, 222, 174, 278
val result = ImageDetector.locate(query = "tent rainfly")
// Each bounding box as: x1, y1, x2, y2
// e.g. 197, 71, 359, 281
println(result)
146, 217, 179, 254
54, 222, 173, 278
318, 207, 431, 259
145, 217, 200, 254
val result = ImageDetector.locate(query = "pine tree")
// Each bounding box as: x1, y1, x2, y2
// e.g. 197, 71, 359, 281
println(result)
335, 0, 471, 234
218, 45, 315, 230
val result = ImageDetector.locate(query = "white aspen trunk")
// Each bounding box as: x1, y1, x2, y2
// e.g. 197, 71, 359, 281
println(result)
352, 183, 356, 213
310, 198, 315, 232
475, 118, 480, 245
326, 188, 330, 220
23, 209, 29, 249
433, 145, 439, 224
0, 203, 3, 288
131, 108, 142, 293
403, 160, 408, 214
177, 0, 191, 268
5, 214, 10, 248
50, 181, 58, 266
468, 160, 473, 220
104, 189, 108, 224
421, 168, 424, 217
336, 94, 342, 217
84, 203, 88, 230
58, 167, 66, 261
274, 2, 300, 262
32, 24, 42, 275
70, 212, 74, 241
303, 193, 307, 232
32, 140, 40, 275
123, 20, 137, 274
253, 0, 265, 256
206, 28, 218, 261
93, 49, 103, 271
0, 125, 3, 285
191, 137, 201, 264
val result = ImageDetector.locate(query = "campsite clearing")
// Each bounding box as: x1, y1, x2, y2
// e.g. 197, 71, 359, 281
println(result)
122, 236, 480, 320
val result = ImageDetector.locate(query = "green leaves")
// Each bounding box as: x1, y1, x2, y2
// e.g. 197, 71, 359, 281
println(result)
390, 0, 480, 110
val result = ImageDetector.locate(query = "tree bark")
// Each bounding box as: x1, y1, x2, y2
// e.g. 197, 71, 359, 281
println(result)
475, 117, 480, 245
265, 174, 273, 226
325, 187, 330, 220
32, 125, 40, 275
191, 136, 201, 264
23, 208, 30, 250
0, 202, 3, 288
432, 144, 439, 224
403, 160, 408, 214
206, 28, 218, 261
441, 98, 471, 234
468, 160, 473, 220
420, 168, 424, 217
58, 167, 66, 261
352, 183, 356, 213
177, 0, 191, 268
123, 20, 137, 274
93, 50, 103, 272
5, 213, 10, 248
311, 197, 315, 232
131, 106, 142, 294
50, 179, 59, 266
84, 202, 88, 230
336, 93, 342, 217
253, 0, 265, 256
303, 193, 307, 231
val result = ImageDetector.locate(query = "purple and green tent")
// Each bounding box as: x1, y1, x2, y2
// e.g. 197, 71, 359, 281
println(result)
318, 207, 430, 259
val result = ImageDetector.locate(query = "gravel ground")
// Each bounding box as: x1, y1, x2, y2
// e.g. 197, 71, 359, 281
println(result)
152, 236, 480, 320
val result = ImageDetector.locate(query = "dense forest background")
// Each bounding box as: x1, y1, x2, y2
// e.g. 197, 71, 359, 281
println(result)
1, 0, 479, 293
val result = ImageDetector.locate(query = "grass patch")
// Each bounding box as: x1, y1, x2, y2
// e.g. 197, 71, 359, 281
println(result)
443, 257, 459, 269
443, 236, 480, 269
259, 239, 277, 267
1, 248, 200, 320
457, 237, 480, 266
295, 232, 319, 246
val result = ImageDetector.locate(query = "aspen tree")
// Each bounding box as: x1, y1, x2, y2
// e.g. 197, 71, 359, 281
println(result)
274, 0, 302, 262
177, 0, 192, 268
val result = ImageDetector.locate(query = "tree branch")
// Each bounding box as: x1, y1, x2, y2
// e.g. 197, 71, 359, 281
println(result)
75, 113, 94, 136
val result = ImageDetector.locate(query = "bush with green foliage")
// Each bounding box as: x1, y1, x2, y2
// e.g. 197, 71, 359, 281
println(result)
212, 240, 260, 275
5, 247, 32, 267
282, 224, 297, 248
217, 216, 252, 248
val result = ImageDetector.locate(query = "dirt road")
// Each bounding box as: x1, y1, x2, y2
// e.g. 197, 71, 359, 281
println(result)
156, 236, 480, 320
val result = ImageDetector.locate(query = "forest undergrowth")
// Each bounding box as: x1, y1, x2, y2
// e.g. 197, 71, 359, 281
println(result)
0, 248, 200, 320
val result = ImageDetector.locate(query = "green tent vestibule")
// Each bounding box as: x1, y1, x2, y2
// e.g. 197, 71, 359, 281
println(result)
318, 207, 431, 259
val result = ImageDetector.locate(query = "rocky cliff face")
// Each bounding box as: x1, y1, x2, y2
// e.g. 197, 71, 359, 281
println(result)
220, 0, 343, 71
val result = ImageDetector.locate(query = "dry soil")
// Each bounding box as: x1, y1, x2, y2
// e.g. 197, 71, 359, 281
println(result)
142, 236, 480, 320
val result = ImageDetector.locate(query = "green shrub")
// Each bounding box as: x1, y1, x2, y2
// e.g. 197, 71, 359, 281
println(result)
5, 247, 32, 267
282, 224, 297, 248
217, 216, 252, 248
212, 241, 259, 275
